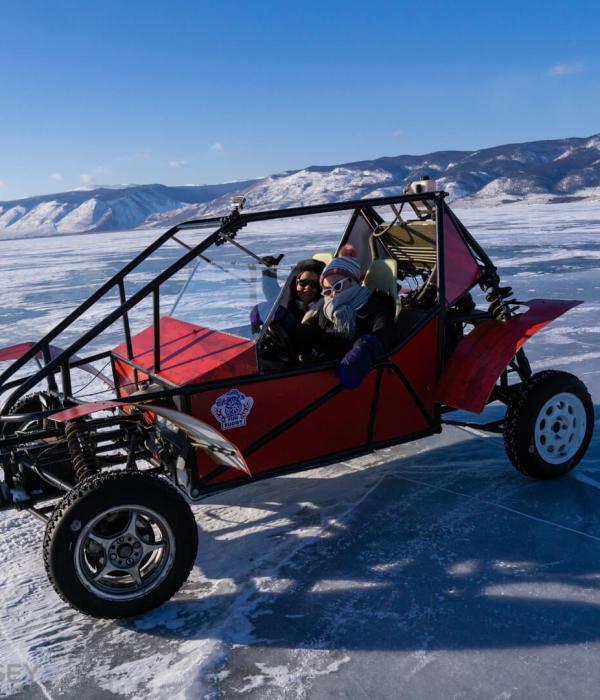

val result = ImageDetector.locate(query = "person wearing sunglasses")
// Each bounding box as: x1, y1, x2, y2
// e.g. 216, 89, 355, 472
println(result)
298, 245, 396, 388
290, 260, 325, 318
251, 258, 325, 333
253, 258, 326, 366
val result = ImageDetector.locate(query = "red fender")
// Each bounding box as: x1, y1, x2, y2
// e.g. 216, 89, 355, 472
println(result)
437, 299, 582, 413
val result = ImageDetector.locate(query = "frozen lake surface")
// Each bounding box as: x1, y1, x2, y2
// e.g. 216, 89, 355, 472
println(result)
0, 201, 599, 699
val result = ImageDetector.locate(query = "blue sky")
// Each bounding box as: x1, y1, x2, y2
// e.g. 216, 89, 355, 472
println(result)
1, 0, 599, 200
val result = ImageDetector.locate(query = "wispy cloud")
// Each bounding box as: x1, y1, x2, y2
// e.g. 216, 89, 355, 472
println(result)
392, 130, 405, 139
0, 179, 6, 188
167, 159, 190, 169
547, 62, 586, 76
78, 164, 110, 185
211, 142, 223, 152
50, 172, 63, 182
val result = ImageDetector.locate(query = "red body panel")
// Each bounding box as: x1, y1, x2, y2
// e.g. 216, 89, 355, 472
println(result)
374, 320, 438, 441
443, 212, 481, 306
0, 342, 36, 362
190, 318, 439, 486
437, 299, 582, 413
112, 317, 257, 391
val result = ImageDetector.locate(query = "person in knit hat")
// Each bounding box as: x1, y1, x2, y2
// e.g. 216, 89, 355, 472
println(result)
296, 245, 396, 388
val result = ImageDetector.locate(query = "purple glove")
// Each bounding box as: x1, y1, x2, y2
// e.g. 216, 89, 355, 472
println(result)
250, 304, 262, 333
251, 304, 287, 333
335, 334, 385, 389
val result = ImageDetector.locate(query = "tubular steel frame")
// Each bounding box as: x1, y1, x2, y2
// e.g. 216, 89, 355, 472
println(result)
0, 190, 516, 515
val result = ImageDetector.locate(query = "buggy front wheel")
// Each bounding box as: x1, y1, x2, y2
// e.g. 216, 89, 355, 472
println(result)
43, 471, 198, 618
503, 370, 594, 479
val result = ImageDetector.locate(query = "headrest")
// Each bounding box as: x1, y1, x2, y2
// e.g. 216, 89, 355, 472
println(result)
362, 259, 398, 298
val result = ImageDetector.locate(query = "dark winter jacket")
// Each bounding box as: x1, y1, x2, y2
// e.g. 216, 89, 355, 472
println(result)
293, 291, 396, 362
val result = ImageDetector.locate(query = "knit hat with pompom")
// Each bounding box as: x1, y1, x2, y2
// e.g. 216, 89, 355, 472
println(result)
320, 244, 361, 284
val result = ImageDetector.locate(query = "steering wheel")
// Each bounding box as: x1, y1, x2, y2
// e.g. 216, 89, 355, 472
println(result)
261, 322, 297, 363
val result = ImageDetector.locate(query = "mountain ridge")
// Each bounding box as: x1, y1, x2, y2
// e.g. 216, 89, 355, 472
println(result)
2, 134, 599, 236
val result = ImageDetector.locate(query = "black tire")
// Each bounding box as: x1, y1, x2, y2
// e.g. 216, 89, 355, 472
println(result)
1, 391, 47, 438
504, 370, 594, 479
3, 393, 74, 490
43, 471, 198, 618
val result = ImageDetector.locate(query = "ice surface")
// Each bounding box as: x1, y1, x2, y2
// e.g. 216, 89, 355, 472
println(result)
0, 202, 599, 698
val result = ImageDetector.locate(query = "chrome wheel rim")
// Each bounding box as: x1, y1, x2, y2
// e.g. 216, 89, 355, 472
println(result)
534, 392, 587, 465
74, 505, 175, 601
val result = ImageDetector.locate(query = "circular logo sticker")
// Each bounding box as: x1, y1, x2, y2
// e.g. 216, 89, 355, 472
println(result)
210, 389, 254, 430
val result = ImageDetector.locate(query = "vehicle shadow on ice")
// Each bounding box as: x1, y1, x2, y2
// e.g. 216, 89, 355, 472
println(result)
127, 415, 600, 656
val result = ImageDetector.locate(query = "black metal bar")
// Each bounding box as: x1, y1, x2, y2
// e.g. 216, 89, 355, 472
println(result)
441, 418, 504, 434
337, 207, 362, 253
242, 384, 344, 457
70, 350, 112, 367
20, 456, 72, 493
445, 204, 496, 271
172, 234, 193, 251
219, 233, 272, 267
0, 223, 186, 390
110, 352, 179, 390
1, 227, 225, 414
2, 351, 114, 393
193, 426, 442, 498
1, 420, 133, 453
27, 507, 50, 523
116, 282, 139, 388
118, 280, 134, 360
198, 465, 230, 486
367, 367, 383, 443
125, 432, 139, 470
153, 288, 161, 373
181, 191, 445, 230
515, 348, 532, 380
61, 361, 72, 398
1, 372, 50, 392
382, 361, 436, 427
435, 197, 447, 381
42, 345, 59, 394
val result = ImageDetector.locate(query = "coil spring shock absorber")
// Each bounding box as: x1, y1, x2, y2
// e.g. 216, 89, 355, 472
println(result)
65, 420, 98, 481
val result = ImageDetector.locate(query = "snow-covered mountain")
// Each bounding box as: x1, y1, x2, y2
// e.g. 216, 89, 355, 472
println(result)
2, 134, 600, 236
0, 182, 255, 237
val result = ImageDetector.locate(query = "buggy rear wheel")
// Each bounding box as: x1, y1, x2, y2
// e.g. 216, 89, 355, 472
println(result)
1, 392, 47, 438
3, 392, 73, 490
43, 471, 198, 618
504, 370, 594, 479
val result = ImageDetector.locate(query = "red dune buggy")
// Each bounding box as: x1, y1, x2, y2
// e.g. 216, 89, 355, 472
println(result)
0, 190, 593, 618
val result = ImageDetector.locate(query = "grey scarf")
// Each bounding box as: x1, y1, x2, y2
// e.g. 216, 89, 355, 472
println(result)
323, 284, 372, 339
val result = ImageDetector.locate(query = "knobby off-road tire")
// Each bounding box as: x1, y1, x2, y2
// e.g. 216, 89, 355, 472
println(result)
504, 370, 594, 479
3, 392, 73, 489
43, 471, 198, 618
1, 392, 47, 438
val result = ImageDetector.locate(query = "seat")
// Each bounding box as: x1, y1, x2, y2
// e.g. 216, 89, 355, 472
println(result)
362, 258, 400, 316
372, 220, 437, 276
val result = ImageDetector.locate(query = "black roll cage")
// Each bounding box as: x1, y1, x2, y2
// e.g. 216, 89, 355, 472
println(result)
0, 191, 501, 425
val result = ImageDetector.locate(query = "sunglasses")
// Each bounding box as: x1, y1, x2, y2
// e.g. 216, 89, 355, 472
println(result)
322, 278, 352, 296
296, 278, 319, 289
